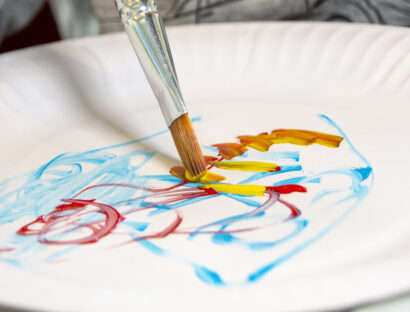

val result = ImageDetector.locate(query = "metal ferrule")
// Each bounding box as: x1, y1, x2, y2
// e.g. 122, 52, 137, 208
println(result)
115, 0, 187, 126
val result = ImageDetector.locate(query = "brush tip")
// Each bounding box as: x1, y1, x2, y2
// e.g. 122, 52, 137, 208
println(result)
169, 114, 207, 178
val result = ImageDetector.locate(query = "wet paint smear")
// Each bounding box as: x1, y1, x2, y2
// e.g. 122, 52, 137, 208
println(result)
0, 115, 373, 286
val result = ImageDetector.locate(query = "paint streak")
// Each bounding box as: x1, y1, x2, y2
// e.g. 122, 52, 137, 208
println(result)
237, 129, 343, 152
18, 199, 124, 245
266, 185, 307, 194
201, 184, 307, 197
132, 212, 183, 242
0, 115, 374, 287
201, 184, 267, 196
170, 166, 225, 183
260, 129, 344, 148
0, 248, 14, 254
212, 143, 248, 160
208, 160, 281, 172
237, 135, 272, 152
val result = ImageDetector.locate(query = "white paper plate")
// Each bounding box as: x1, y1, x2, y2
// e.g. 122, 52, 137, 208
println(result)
0, 22, 409, 312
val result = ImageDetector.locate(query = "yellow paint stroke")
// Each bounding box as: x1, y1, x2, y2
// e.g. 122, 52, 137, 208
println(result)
201, 184, 266, 196
170, 166, 226, 183
208, 160, 280, 172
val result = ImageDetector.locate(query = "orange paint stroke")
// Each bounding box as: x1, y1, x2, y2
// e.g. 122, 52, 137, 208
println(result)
237, 135, 272, 152
212, 143, 248, 160
267, 129, 343, 147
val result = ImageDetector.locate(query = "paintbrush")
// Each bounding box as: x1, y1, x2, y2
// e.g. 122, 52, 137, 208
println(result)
115, 0, 207, 178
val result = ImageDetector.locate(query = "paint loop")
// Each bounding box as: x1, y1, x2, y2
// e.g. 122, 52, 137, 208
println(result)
18, 199, 123, 245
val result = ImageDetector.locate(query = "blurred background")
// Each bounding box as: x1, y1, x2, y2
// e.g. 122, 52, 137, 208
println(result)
0, 0, 409, 53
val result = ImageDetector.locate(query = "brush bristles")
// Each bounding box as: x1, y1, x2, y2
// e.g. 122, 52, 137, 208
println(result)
169, 114, 207, 178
